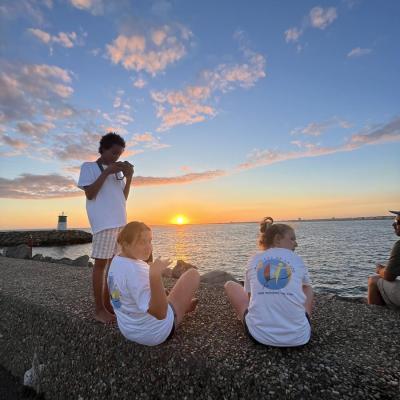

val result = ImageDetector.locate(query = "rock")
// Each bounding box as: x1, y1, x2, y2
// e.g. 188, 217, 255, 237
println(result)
32, 254, 44, 261
23, 352, 44, 394
5, 244, 32, 259
200, 270, 238, 285
72, 255, 89, 267
59, 257, 74, 266
162, 268, 173, 278
0, 230, 92, 247
171, 260, 197, 279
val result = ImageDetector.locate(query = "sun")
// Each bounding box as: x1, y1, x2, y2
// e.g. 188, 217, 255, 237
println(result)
171, 214, 189, 225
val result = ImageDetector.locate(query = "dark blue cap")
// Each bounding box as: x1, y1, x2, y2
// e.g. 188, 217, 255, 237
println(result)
389, 210, 400, 216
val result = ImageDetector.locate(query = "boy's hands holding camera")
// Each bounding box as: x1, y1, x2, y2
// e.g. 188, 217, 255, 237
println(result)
121, 161, 134, 177
105, 161, 134, 177
105, 162, 125, 175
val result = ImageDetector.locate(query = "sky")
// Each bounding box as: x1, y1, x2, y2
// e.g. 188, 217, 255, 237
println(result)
0, 0, 399, 229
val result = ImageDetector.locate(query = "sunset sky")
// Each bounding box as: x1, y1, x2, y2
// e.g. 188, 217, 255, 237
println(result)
0, 0, 399, 229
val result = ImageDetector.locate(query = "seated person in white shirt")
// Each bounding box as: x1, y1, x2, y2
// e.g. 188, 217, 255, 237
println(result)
224, 217, 314, 347
108, 221, 200, 346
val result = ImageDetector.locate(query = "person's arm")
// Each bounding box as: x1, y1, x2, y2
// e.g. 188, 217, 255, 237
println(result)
84, 163, 123, 200
147, 257, 171, 320
122, 162, 134, 200
302, 284, 314, 316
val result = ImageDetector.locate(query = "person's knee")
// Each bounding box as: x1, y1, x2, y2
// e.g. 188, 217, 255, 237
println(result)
368, 275, 380, 287
224, 280, 236, 293
184, 267, 200, 282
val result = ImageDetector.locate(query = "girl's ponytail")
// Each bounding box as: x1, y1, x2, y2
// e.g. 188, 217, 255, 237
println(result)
258, 217, 293, 250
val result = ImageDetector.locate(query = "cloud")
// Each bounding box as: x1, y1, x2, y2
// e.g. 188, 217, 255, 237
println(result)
113, 90, 124, 108
285, 27, 303, 43
239, 116, 400, 170
0, 134, 28, 149
0, 62, 74, 123
0, 174, 81, 199
28, 28, 82, 49
285, 6, 337, 46
2, 117, 398, 199
347, 47, 372, 58
152, 29, 167, 46
0, 169, 226, 199
309, 7, 337, 29
132, 170, 226, 186
151, 87, 216, 131
0, 0, 49, 24
17, 121, 55, 138
348, 117, 400, 146
69, 0, 104, 15
291, 118, 353, 136
151, 33, 266, 131
127, 132, 170, 151
133, 78, 147, 89
106, 25, 191, 76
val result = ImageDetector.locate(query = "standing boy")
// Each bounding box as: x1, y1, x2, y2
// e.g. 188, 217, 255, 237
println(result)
78, 132, 134, 323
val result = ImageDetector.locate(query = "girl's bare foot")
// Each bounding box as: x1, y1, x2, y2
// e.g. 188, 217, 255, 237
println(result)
186, 298, 198, 313
95, 310, 116, 324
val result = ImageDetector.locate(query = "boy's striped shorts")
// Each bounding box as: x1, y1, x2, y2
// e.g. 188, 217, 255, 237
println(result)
91, 227, 123, 260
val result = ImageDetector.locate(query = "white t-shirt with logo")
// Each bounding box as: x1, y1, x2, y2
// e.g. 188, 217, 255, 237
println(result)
244, 248, 312, 347
77, 162, 127, 234
107, 256, 174, 346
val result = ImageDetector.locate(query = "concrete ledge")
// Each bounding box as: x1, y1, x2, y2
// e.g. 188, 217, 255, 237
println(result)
1, 257, 400, 399
0, 230, 92, 247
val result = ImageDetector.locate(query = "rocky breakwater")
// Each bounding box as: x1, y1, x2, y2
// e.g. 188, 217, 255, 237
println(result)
0, 230, 92, 247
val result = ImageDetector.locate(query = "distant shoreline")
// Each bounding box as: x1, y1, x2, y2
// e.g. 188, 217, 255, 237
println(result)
0, 216, 394, 232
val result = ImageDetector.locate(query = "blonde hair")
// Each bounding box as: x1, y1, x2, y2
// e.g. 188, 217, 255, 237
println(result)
258, 217, 294, 250
117, 221, 151, 247
117, 221, 153, 262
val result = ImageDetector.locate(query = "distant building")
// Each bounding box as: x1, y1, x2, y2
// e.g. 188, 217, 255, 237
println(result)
57, 212, 67, 231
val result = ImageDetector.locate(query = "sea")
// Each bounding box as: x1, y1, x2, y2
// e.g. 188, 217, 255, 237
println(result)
28, 219, 396, 298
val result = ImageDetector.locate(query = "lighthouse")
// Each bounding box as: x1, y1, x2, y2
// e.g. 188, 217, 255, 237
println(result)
57, 212, 67, 231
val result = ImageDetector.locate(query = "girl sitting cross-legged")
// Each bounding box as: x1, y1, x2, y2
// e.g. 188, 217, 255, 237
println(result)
224, 217, 313, 347
108, 221, 200, 346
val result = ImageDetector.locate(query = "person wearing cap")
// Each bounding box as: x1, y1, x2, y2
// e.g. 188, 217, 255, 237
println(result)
367, 211, 400, 308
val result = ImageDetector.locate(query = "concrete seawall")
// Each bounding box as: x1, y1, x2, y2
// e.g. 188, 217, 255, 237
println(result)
0, 230, 92, 247
0, 257, 399, 399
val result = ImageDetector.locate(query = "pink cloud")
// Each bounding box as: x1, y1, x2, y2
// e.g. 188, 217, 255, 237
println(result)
106, 25, 190, 76
0, 174, 81, 199
285, 27, 303, 43
0, 170, 226, 199
151, 35, 266, 131
69, 0, 104, 15
1, 134, 28, 149
239, 117, 400, 170
0, 62, 74, 123
310, 7, 337, 30
28, 28, 81, 49
17, 121, 55, 138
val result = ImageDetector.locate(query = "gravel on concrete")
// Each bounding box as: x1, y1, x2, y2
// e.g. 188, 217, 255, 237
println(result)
0, 257, 399, 400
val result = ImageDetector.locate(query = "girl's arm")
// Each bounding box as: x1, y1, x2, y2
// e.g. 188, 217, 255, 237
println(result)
302, 284, 314, 316
147, 258, 171, 320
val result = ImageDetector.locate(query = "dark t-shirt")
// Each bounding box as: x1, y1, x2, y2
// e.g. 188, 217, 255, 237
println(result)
386, 240, 400, 276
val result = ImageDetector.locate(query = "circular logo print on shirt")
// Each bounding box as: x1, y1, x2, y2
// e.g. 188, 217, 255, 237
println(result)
256, 258, 292, 290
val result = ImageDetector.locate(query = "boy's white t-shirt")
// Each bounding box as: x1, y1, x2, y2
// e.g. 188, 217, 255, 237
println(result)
77, 162, 127, 234
244, 248, 312, 347
107, 256, 174, 346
